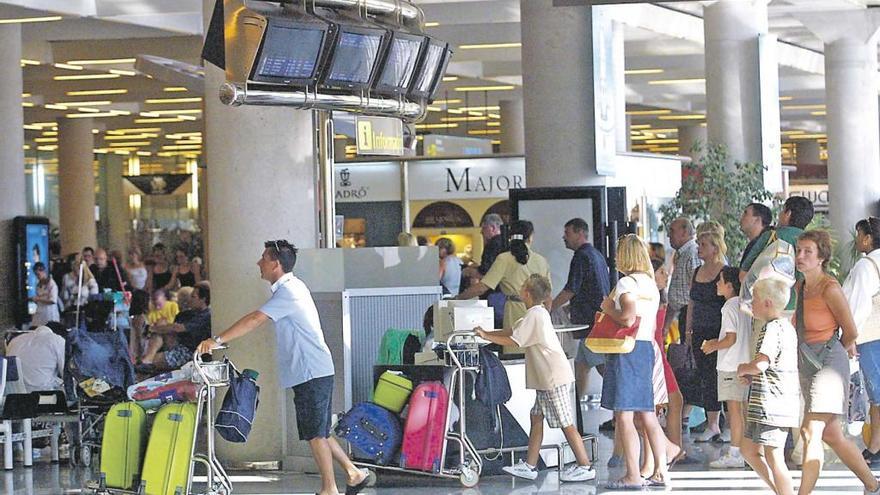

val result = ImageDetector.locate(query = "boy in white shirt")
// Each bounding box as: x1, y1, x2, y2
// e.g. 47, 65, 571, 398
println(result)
475, 274, 595, 482
702, 266, 752, 468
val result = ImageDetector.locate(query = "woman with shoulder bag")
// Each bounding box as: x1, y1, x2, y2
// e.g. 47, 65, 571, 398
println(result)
599, 234, 667, 489
843, 217, 880, 464
795, 230, 880, 494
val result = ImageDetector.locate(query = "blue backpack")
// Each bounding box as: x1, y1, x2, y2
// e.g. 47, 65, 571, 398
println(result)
215, 368, 260, 443
476, 346, 511, 431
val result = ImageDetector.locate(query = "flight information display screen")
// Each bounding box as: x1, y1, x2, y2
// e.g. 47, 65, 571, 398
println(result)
377, 36, 422, 89
327, 31, 382, 84
413, 42, 444, 93
256, 25, 324, 80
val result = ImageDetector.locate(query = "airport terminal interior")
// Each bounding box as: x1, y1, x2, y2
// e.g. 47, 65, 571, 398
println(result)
1, 0, 880, 494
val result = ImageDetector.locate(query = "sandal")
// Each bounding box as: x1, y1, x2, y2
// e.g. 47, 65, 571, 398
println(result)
667, 450, 687, 469
645, 476, 667, 488
606, 478, 646, 490
345, 468, 370, 495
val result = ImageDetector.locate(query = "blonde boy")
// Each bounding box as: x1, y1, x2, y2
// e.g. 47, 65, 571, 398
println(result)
475, 274, 595, 482
737, 278, 800, 495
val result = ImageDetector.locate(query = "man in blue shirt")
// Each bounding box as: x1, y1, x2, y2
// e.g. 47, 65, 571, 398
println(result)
198, 240, 368, 495
550, 218, 611, 404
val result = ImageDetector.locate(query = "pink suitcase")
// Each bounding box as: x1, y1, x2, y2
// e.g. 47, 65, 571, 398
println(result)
400, 381, 449, 472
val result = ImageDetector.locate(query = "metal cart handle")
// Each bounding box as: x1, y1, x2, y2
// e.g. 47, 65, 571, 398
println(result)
193, 345, 228, 383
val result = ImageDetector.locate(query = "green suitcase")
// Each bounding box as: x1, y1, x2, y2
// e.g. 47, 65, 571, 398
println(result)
373, 370, 414, 413
140, 402, 198, 495
99, 402, 147, 490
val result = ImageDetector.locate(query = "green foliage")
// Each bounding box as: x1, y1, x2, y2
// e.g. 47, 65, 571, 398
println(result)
659, 143, 776, 263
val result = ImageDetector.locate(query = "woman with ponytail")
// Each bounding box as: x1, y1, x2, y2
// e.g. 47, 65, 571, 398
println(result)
844, 217, 880, 465
455, 220, 551, 328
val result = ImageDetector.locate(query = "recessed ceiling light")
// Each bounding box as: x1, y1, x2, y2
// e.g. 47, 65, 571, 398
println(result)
424, 21, 440, 27
414, 123, 459, 129
648, 78, 706, 85
458, 42, 521, 50
782, 104, 825, 110
144, 97, 203, 104
109, 69, 137, 76
53, 63, 84, 71
66, 89, 128, 96
67, 58, 137, 65
625, 69, 664, 75
454, 85, 516, 92
626, 109, 672, 116
442, 76, 458, 82
0, 16, 62, 24
20, 59, 41, 66
134, 117, 190, 123
163, 87, 189, 92
58, 100, 112, 106
657, 114, 706, 120
54, 74, 121, 81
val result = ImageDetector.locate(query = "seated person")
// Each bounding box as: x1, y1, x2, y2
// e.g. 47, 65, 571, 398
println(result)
146, 288, 179, 327
141, 284, 211, 370
6, 324, 66, 393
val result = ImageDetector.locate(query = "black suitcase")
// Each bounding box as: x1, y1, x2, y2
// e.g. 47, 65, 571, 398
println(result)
335, 402, 402, 465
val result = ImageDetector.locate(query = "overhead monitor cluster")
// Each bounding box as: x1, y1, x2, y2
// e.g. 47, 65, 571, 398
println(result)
243, 5, 452, 103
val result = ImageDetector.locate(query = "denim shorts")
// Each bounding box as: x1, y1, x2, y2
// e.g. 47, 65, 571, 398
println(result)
292, 375, 334, 441
744, 420, 788, 448
575, 338, 605, 368
859, 340, 880, 405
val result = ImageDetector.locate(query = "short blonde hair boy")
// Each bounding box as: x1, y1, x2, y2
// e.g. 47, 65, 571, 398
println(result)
522, 273, 552, 302
616, 234, 654, 277
752, 278, 791, 314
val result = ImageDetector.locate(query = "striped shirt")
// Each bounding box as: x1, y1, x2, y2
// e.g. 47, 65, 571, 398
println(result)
668, 239, 700, 314
746, 318, 800, 428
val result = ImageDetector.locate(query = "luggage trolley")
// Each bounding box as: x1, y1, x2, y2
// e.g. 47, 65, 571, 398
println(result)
351, 331, 483, 488
87, 349, 233, 495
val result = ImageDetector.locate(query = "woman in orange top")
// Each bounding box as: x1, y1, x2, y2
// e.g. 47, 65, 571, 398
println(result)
795, 230, 880, 494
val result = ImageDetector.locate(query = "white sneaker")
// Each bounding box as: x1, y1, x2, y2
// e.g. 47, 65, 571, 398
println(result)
709, 453, 745, 469
503, 460, 539, 480
559, 464, 597, 482
694, 429, 722, 443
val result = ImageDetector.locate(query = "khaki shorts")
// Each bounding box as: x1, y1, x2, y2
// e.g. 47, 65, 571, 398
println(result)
717, 370, 748, 402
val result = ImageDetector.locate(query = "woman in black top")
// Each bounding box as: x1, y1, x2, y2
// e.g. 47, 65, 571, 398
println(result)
684, 230, 727, 442
147, 243, 172, 293
168, 248, 202, 289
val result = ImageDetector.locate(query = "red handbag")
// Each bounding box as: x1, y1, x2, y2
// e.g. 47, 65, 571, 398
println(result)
585, 311, 641, 354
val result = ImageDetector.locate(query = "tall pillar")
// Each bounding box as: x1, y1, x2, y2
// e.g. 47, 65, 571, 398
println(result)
521, 1, 617, 186
499, 99, 524, 154
704, 0, 782, 191
57, 118, 97, 255
0, 25, 26, 326
796, 141, 822, 165
798, 11, 880, 249
678, 125, 708, 160
105, 153, 129, 253
205, 31, 318, 468
613, 21, 628, 153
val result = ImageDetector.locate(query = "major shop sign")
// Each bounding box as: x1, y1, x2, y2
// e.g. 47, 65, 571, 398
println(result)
409, 157, 526, 200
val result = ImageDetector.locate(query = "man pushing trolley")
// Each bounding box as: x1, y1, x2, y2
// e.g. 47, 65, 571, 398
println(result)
197, 240, 369, 495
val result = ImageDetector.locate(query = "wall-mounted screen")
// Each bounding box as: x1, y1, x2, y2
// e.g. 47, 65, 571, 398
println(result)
374, 34, 424, 95
257, 25, 324, 79
252, 20, 327, 86
325, 30, 384, 86
409, 39, 451, 101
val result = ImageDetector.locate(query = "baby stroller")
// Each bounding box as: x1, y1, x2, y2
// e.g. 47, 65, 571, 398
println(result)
65, 300, 136, 468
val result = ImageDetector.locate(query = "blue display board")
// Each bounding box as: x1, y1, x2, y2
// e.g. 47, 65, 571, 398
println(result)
13, 216, 50, 327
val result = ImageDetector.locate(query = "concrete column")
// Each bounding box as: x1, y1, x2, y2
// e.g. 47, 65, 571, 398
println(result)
0, 25, 26, 326
105, 153, 129, 253
704, 0, 781, 187
613, 21, 628, 152
57, 118, 97, 256
796, 141, 822, 165
521, 1, 616, 185
798, 10, 880, 250
205, 41, 318, 467
678, 125, 708, 159
499, 99, 524, 154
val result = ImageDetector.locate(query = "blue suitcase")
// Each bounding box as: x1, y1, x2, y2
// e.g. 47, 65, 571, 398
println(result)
335, 402, 402, 465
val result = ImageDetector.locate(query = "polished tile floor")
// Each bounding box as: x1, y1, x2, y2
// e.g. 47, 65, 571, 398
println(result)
6, 404, 878, 494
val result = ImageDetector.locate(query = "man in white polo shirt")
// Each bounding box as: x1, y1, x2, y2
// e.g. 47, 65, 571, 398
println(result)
197, 240, 368, 495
